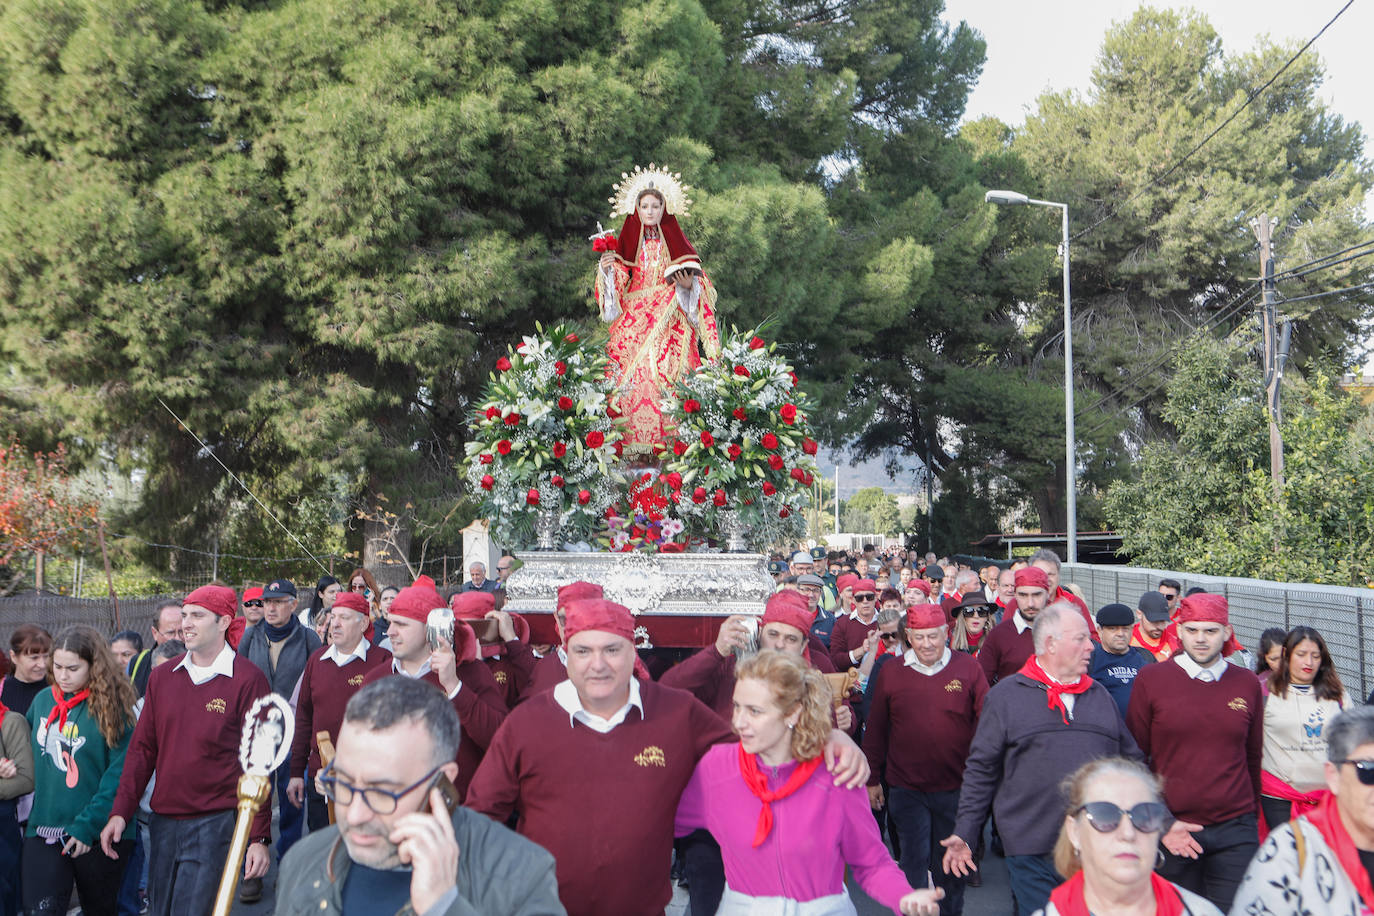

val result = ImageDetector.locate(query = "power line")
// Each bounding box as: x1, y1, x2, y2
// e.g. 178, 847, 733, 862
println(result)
1068, 0, 1355, 244
1271, 238, 1374, 281
1277, 280, 1374, 307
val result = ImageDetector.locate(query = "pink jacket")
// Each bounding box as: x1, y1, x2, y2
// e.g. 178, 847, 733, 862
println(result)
675, 742, 914, 913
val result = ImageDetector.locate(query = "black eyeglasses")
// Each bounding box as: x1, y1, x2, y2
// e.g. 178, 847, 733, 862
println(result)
317, 761, 442, 815
854, 593, 876, 601
1339, 760, 1374, 786
243, 600, 264, 608
1072, 801, 1170, 834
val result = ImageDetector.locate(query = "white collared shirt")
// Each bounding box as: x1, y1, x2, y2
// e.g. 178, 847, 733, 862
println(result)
553, 678, 643, 734
1013, 611, 1033, 634
848, 609, 878, 623
1041, 664, 1078, 718
556, 646, 568, 666
174, 644, 236, 687
903, 646, 951, 677
1174, 652, 1229, 683
323, 639, 369, 668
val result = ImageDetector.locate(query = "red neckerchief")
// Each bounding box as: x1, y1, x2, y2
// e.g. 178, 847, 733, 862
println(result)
44, 685, 90, 732
1133, 623, 1167, 653
966, 629, 985, 651
737, 743, 823, 847
1017, 656, 1092, 724
1048, 870, 1184, 916
1303, 791, 1374, 909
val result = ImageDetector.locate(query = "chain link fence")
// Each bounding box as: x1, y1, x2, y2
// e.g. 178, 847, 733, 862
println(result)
0, 594, 178, 655
1063, 562, 1374, 702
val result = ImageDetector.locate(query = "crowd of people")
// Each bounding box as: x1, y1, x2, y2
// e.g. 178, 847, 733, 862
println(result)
0, 544, 1371, 916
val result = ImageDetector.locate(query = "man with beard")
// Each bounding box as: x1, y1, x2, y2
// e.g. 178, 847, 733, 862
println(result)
976, 567, 1050, 685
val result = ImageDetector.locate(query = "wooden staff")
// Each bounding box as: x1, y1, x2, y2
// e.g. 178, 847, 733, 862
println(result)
317, 731, 336, 825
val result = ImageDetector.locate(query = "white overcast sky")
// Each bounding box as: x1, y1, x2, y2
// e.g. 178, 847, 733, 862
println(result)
945, 0, 1373, 371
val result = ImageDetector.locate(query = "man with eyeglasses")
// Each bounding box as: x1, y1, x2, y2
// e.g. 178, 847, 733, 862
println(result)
1158, 578, 1183, 615
977, 567, 1050, 686
130, 601, 184, 698
494, 556, 516, 588
276, 676, 563, 915
1230, 705, 1374, 915
1126, 593, 1262, 911
828, 578, 882, 672
865, 603, 988, 916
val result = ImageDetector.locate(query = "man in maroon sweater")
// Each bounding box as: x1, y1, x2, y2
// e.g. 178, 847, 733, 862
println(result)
286, 590, 392, 831
101, 585, 272, 916
977, 566, 1049, 686
829, 577, 881, 671
519, 580, 602, 701
451, 590, 536, 707
865, 603, 988, 916
360, 584, 507, 802
466, 597, 871, 916
1126, 593, 1262, 912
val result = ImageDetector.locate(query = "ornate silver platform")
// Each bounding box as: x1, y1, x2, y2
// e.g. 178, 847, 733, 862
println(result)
502, 550, 774, 616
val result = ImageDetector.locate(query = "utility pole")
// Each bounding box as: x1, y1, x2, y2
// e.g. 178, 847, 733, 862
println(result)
1252, 214, 1285, 499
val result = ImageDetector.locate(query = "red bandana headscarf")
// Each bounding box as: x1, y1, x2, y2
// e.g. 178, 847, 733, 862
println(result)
1017, 656, 1092, 724
1047, 871, 1184, 916
737, 743, 823, 847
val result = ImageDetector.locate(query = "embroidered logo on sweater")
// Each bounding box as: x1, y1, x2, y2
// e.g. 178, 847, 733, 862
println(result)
205, 698, 228, 714
1227, 697, 1248, 712
347, 674, 365, 687
634, 745, 666, 767
494, 670, 508, 685
944, 680, 963, 693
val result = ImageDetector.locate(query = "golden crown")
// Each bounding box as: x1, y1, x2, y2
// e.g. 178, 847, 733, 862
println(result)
609, 164, 691, 218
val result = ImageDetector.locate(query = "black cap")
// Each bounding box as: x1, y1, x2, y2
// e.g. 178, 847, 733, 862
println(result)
810, 546, 827, 560
1138, 591, 1170, 622
767, 560, 786, 575
262, 579, 297, 600
1096, 603, 1135, 628
925, 565, 944, 580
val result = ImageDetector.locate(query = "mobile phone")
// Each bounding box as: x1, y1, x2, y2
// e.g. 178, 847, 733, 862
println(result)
425, 772, 461, 816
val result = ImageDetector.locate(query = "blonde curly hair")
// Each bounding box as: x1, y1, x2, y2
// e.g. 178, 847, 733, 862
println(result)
734, 649, 833, 761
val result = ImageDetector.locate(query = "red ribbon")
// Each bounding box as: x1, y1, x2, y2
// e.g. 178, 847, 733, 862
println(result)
44, 685, 90, 732
736, 743, 823, 848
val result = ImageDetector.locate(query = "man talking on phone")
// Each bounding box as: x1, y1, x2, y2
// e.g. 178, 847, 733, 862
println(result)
275, 676, 563, 915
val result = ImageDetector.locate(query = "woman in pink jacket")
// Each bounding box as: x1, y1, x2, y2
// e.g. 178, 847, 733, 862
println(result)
676, 649, 942, 916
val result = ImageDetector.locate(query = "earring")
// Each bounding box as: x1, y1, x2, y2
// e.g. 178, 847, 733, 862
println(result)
787, 723, 795, 730
1072, 846, 1080, 857
1156, 848, 1166, 869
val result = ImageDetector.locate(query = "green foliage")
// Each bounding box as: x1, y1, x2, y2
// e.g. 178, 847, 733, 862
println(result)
843, 487, 900, 536
1103, 337, 1374, 586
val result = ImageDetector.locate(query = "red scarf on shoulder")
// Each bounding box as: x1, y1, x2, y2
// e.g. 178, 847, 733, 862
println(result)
45, 684, 90, 732
1017, 656, 1092, 724
1304, 791, 1374, 909
1048, 871, 1184, 916
737, 743, 822, 847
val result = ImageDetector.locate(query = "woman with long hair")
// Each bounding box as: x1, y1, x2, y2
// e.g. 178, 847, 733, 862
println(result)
23, 626, 139, 916
301, 574, 341, 629
344, 567, 379, 613
1259, 625, 1348, 829
1255, 627, 1287, 679
950, 603, 992, 656
676, 650, 942, 915
1036, 758, 1220, 915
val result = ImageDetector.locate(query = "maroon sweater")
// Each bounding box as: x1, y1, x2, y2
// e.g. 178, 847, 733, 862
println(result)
361, 658, 508, 801
977, 617, 1035, 686
289, 643, 393, 778
864, 652, 989, 793
828, 613, 879, 671
517, 652, 567, 703
1126, 657, 1263, 826
465, 680, 732, 916
113, 653, 272, 841
484, 640, 538, 708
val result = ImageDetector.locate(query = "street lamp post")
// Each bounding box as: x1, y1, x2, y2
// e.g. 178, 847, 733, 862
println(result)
984, 189, 1077, 564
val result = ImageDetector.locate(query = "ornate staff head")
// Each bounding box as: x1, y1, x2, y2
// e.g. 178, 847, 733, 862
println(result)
238, 694, 294, 777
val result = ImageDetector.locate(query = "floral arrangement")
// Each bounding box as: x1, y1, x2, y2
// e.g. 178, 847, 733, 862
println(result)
602, 472, 689, 553
462, 323, 624, 548
658, 327, 819, 549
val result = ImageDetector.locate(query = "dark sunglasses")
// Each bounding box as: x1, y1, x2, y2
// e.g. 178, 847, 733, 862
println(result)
243, 600, 264, 608
1340, 759, 1374, 786
1161, 592, 1179, 600
879, 631, 901, 642
854, 593, 877, 601
961, 607, 993, 617
1073, 801, 1170, 834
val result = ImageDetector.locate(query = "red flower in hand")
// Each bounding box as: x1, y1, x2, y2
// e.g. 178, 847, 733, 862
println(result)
577, 489, 591, 505
780, 404, 798, 424
551, 475, 565, 488
480, 474, 494, 490
802, 437, 818, 456
761, 433, 779, 450
504, 413, 520, 426
732, 407, 747, 421
727, 443, 742, 461
683, 398, 700, 413
526, 489, 540, 506
749, 336, 766, 350
496, 357, 512, 371
767, 454, 784, 470
762, 481, 777, 496
586, 430, 605, 449
592, 234, 618, 252
553, 441, 567, 458
497, 440, 513, 456
733, 365, 750, 378
700, 431, 714, 448
673, 440, 688, 456
663, 472, 683, 490
692, 487, 707, 504
554, 361, 567, 376
557, 396, 573, 410
712, 489, 727, 507
790, 468, 806, 482
479, 453, 493, 465
484, 406, 500, 420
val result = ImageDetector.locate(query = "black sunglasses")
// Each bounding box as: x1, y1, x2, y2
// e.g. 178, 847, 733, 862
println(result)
1073, 801, 1170, 834
1161, 592, 1179, 600
1340, 759, 1374, 786
854, 593, 877, 601
961, 607, 993, 617
879, 631, 901, 642
243, 600, 264, 609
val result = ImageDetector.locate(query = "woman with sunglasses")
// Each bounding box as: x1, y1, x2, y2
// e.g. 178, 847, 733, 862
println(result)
950, 598, 993, 656
1037, 757, 1221, 915
1260, 625, 1348, 830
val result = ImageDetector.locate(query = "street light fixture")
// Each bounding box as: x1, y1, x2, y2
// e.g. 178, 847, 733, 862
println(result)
984, 189, 1077, 564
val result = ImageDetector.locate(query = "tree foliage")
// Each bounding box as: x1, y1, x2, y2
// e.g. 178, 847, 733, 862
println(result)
842, 486, 900, 536
0, 440, 100, 594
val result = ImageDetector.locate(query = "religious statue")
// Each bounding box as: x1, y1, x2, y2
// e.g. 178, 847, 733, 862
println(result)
595, 165, 721, 457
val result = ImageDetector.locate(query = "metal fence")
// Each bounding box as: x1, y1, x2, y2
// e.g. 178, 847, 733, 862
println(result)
1063, 562, 1374, 702
0, 595, 179, 654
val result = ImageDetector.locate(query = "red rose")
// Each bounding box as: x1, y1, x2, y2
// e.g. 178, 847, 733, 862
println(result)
788, 372, 797, 388
497, 440, 512, 455
663, 472, 683, 490
732, 407, 747, 421
761, 432, 779, 450
802, 437, 818, 455
790, 467, 806, 482
551, 475, 565, 488
526, 488, 540, 506
749, 336, 765, 350
553, 441, 567, 458
683, 398, 700, 413
727, 443, 742, 461
692, 487, 707, 504
700, 430, 714, 448
496, 357, 512, 371
577, 489, 591, 505
762, 481, 777, 496
712, 489, 727, 507
779, 507, 791, 518
673, 440, 688, 456
767, 454, 784, 470
565, 333, 580, 343
555, 361, 567, 376
484, 406, 500, 419
479, 453, 493, 465
614, 441, 623, 457
557, 396, 573, 410
780, 403, 797, 423
480, 474, 494, 490
504, 412, 520, 426
733, 365, 750, 378
802, 471, 814, 486
586, 430, 605, 448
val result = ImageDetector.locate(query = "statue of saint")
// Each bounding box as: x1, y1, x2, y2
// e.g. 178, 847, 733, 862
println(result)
595, 166, 721, 457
